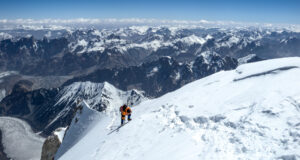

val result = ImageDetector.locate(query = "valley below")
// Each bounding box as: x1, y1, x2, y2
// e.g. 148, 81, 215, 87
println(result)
0, 116, 45, 160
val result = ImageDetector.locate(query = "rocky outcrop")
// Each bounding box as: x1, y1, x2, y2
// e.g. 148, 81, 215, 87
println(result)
41, 127, 66, 160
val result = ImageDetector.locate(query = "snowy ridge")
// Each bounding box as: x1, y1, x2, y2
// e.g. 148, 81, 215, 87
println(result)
56, 57, 300, 160
55, 81, 145, 112
46, 81, 146, 132
55, 100, 102, 159
235, 57, 300, 80
3, 26, 298, 58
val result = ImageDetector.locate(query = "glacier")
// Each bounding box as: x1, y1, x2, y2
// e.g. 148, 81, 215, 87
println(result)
0, 117, 45, 160
56, 57, 300, 160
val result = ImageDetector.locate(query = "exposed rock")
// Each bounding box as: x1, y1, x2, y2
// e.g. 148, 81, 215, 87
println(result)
41, 128, 66, 160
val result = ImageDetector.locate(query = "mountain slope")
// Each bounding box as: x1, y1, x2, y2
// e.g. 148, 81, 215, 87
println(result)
0, 81, 145, 135
1, 27, 299, 75
63, 53, 238, 97
56, 57, 300, 160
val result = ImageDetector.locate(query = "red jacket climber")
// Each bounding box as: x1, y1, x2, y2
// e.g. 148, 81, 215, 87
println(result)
120, 104, 132, 125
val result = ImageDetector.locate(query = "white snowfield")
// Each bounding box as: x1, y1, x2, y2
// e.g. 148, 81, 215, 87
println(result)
56, 57, 300, 160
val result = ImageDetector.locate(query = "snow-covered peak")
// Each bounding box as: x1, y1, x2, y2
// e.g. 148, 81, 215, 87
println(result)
55, 81, 106, 108
43, 81, 146, 135
0, 32, 12, 40
55, 100, 101, 158
56, 57, 300, 160
129, 26, 150, 34
56, 81, 145, 112
179, 34, 207, 45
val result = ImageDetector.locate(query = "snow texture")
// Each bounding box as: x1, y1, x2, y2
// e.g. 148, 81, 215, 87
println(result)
56, 57, 300, 160
0, 117, 45, 160
238, 54, 257, 65
54, 127, 67, 143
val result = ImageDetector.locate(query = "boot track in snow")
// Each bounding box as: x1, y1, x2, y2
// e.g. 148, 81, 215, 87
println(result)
107, 121, 130, 135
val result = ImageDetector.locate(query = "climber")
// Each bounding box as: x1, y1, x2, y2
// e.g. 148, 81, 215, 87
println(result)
119, 104, 132, 125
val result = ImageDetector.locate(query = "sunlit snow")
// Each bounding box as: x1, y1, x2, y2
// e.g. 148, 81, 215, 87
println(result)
56, 57, 300, 160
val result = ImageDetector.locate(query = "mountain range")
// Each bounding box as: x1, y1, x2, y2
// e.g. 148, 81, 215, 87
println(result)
0, 25, 299, 160
0, 26, 299, 76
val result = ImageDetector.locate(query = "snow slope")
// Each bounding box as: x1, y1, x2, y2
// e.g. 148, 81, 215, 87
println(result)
0, 116, 45, 160
56, 57, 300, 160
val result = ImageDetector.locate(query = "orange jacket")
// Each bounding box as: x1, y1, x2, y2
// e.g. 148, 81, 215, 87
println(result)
120, 106, 132, 116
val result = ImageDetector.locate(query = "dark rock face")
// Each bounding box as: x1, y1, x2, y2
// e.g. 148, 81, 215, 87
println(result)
0, 86, 59, 133
0, 36, 146, 76
41, 127, 65, 160
11, 80, 33, 93
64, 54, 238, 97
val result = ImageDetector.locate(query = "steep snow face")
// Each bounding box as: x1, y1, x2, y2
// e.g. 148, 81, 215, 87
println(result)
56, 57, 300, 160
55, 101, 103, 159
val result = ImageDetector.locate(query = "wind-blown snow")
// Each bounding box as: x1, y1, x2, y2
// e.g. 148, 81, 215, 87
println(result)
54, 127, 67, 143
56, 57, 300, 160
238, 54, 257, 65
0, 117, 45, 160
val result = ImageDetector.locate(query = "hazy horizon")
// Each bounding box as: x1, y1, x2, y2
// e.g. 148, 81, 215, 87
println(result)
0, 0, 299, 24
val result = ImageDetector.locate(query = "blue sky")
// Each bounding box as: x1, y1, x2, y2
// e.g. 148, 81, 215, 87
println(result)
0, 0, 299, 24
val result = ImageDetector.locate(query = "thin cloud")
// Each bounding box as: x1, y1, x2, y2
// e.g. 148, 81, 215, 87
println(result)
0, 18, 299, 31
